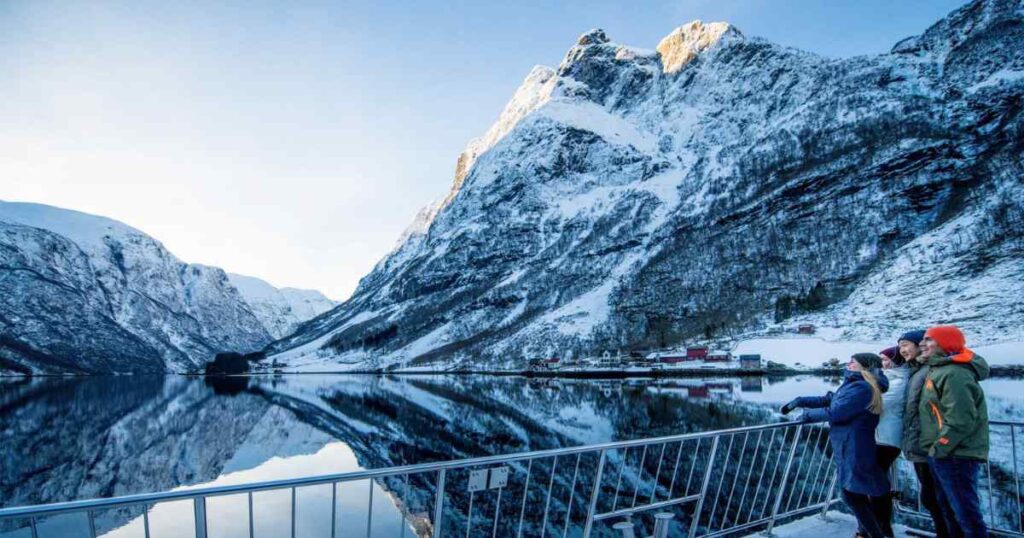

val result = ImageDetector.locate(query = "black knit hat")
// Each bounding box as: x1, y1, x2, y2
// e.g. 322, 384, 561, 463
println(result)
898, 330, 926, 346
852, 353, 882, 370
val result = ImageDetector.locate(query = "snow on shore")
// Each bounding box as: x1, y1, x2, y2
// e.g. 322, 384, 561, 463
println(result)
731, 330, 1022, 369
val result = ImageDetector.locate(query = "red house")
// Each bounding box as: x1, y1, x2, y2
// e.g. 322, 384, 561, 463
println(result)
798, 324, 816, 335
686, 346, 709, 360
687, 386, 710, 398
659, 355, 691, 363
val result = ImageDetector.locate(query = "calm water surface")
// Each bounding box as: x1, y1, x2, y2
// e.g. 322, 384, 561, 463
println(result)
2, 374, 1021, 537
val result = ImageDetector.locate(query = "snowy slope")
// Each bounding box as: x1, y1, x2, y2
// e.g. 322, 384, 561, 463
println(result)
265, 0, 1024, 371
0, 201, 271, 373
227, 273, 336, 339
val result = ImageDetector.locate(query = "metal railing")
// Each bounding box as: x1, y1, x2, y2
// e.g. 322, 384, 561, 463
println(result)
894, 419, 1024, 537
0, 421, 838, 537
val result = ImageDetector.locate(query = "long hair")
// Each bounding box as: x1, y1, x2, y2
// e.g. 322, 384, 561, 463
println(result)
860, 368, 884, 415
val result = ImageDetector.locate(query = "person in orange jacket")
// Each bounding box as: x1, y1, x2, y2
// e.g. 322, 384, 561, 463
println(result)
919, 325, 990, 538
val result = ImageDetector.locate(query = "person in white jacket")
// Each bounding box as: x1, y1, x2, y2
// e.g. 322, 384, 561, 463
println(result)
871, 346, 909, 538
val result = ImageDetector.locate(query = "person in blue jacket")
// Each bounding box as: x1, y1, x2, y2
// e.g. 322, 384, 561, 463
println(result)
781, 353, 891, 538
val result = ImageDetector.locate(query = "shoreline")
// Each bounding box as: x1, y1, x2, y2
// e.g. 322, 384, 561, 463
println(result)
6, 366, 1024, 379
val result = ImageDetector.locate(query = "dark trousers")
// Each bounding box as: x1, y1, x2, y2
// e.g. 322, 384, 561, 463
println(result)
844, 489, 887, 538
929, 456, 989, 538
869, 445, 901, 537
914, 461, 953, 538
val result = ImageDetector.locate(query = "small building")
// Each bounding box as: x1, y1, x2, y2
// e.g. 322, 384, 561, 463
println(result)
659, 354, 690, 364
706, 350, 731, 362
797, 324, 816, 335
739, 354, 762, 369
686, 346, 710, 360
597, 351, 621, 368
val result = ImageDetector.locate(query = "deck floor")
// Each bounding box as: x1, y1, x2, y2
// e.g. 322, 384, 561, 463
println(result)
743, 511, 917, 537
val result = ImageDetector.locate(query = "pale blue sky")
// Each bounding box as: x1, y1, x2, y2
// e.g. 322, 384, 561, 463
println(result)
1, 0, 965, 299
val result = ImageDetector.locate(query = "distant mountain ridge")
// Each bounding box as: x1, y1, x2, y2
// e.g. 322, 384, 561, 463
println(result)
265, 0, 1024, 371
227, 273, 336, 339
0, 201, 330, 374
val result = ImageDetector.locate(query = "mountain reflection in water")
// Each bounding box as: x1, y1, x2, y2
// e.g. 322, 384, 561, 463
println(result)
1, 375, 832, 537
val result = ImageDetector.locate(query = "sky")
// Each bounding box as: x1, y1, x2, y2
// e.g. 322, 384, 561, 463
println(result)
0, 0, 966, 300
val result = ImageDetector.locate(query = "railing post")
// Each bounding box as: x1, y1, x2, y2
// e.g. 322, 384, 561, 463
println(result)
1012, 426, 1022, 533
249, 491, 255, 538
987, 461, 995, 529
819, 472, 838, 520
763, 425, 802, 537
688, 435, 721, 538
582, 450, 607, 538
432, 469, 447, 538
611, 520, 636, 538
194, 496, 208, 538
652, 512, 674, 538
291, 487, 297, 538
367, 480, 375, 538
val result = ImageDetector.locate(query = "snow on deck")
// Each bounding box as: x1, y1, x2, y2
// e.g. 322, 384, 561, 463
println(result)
744, 511, 915, 538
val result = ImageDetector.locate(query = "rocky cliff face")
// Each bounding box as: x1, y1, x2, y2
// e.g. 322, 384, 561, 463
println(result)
0, 202, 272, 373
267, 0, 1024, 371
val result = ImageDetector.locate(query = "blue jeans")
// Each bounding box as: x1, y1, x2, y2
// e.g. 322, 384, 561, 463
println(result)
929, 456, 988, 538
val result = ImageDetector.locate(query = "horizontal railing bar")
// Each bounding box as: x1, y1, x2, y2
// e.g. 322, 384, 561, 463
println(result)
0, 421, 818, 521
593, 494, 701, 521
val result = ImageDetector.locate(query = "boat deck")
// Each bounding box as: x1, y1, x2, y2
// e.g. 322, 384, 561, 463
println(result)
746, 511, 917, 538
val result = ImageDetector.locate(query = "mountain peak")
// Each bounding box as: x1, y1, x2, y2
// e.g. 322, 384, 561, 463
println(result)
576, 28, 610, 46
657, 20, 742, 74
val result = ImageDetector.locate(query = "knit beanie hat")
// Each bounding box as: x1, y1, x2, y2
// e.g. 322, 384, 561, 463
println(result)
925, 325, 966, 354
852, 353, 882, 370
879, 346, 904, 365
898, 329, 926, 346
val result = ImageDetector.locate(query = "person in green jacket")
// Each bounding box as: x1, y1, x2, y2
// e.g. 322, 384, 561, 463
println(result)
899, 329, 951, 538
919, 325, 990, 538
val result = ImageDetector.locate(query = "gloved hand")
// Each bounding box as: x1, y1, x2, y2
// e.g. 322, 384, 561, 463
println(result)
780, 397, 802, 415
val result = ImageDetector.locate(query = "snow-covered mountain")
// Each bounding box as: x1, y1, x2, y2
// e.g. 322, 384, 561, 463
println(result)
0, 201, 272, 374
227, 273, 336, 339
266, 0, 1024, 371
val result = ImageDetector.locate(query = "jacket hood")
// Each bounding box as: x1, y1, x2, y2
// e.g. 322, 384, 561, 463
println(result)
884, 364, 910, 381
844, 368, 890, 392
926, 350, 991, 381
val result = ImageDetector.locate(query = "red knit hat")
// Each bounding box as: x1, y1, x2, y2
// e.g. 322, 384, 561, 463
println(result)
925, 325, 966, 354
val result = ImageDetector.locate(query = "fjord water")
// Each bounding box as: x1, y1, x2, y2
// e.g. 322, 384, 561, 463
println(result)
1, 374, 1020, 537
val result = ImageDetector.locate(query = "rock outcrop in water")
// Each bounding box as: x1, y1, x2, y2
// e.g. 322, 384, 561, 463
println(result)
267, 0, 1024, 371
